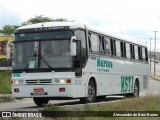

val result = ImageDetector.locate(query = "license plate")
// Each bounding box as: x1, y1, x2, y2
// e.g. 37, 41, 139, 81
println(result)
34, 88, 44, 92
31, 92, 47, 96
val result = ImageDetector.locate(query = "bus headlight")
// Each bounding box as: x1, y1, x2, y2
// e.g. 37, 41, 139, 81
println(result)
55, 79, 71, 84
59, 79, 66, 84
12, 80, 23, 85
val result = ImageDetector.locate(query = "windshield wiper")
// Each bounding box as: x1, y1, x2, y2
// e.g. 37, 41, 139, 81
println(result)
25, 52, 52, 70
40, 56, 52, 68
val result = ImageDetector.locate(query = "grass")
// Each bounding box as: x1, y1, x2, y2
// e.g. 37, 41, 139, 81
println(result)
0, 70, 13, 102
0, 70, 12, 94
84, 96, 160, 111
42, 96, 160, 120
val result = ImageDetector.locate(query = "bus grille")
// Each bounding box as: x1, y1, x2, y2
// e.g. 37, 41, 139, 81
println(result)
25, 79, 52, 85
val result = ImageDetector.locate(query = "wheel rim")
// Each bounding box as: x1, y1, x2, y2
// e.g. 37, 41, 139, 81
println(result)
87, 84, 95, 101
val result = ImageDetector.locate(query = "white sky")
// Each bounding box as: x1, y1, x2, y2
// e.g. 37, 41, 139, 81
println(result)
1, 0, 160, 50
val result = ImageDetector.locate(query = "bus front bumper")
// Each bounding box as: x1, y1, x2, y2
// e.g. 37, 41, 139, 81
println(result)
12, 85, 82, 98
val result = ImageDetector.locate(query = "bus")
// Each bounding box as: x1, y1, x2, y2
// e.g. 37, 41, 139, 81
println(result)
7, 22, 149, 106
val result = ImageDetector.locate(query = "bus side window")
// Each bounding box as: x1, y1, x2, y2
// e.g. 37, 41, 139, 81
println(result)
103, 37, 110, 55
90, 33, 101, 53
138, 46, 142, 60
99, 36, 103, 54
120, 41, 126, 58
145, 47, 148, 62
110, 39, 116, 56
116, 40, 121, 57
142, 47, 146, 61
126, 43, 131, 59
134, 45, 139, 60
88, 33, 91, 51
130, 44, 135, 59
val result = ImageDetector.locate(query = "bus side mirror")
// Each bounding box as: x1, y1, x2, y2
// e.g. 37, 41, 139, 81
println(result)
70, 36, 77, 56
6, 40, 13, 60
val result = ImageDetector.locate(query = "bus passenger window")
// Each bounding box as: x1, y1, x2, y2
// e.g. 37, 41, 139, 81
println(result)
130, 44, 135, 59
142, 47, 146, 61
145, 48, 148, 61
134, 46, 139, 60
138, 46, 142, 60
104, 37, 110, 55
120, 41, 126, 58
99, 36, 103, 54
116, 40, 121, 57
126, 43, 131, 59
90, 33, 100, 53
110, 39, 116, 56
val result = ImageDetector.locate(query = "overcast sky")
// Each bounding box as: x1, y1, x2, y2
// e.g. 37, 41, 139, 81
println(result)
1, 0, 160, 50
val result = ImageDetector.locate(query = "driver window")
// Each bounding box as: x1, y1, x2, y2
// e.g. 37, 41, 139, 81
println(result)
74, 30, 87, 66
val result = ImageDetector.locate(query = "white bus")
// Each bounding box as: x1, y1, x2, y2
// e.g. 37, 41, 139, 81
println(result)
7, 22, 149, 106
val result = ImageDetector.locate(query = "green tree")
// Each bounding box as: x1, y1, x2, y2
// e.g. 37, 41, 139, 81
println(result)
0, 25, 20, 34
21, 15, 68, 26
21, 15, 53, 25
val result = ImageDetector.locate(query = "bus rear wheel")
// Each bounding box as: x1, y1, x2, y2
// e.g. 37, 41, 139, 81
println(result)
80, 81, 96, 103
33, 97, 49, 106
132, 81, 139, 98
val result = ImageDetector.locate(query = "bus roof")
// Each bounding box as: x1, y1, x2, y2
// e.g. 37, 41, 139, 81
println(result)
16, 21, 147, 47
17, 21, 86, 30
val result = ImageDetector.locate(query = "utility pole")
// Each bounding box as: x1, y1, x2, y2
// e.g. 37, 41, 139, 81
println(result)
150, 38, 152, 71
153, 31, 158, 76
157, 49, 158, 61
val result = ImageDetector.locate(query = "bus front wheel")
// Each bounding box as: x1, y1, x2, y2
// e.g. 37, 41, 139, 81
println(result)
33, 97, 49, 106
80, 81, 96, 103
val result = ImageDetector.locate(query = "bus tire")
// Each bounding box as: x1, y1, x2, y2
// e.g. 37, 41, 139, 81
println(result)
132, 80, 139, 98
33, 97, 49, 106
80, 81, 96, 103
124, 93, 133, 98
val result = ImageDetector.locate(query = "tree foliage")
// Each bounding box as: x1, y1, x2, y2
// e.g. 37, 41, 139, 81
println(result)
0, 25, 20, 34
21, 15, 53, 25
22, 15, 68, 25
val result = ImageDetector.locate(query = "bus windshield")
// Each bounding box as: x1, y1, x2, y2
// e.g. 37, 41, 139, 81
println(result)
13, 32, 73, 70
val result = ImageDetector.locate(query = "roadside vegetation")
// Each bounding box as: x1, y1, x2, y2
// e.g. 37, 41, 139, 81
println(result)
0, 70, 12, 94
43, 96, 160, 120
0, 70, 13, 102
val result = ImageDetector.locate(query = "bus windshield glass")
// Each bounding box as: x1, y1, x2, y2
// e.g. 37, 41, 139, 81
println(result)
13, 31, 73, 70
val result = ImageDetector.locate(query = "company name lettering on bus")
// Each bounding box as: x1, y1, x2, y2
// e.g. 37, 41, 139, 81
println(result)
97, 57, 113, 72
121, 76, 134, 93
12, 73, 21, 77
